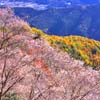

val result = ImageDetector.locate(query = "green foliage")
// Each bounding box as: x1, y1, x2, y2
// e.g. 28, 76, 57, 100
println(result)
2, 93, 20, 100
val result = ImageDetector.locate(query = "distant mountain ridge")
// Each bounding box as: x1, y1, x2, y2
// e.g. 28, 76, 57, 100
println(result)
2, 0, 100, 4
0, 0, 100, 8
13, 4, 100, 41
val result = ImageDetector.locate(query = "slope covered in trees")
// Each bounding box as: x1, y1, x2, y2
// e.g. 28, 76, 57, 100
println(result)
0, 8, 100, 100
32, 28, 100, 69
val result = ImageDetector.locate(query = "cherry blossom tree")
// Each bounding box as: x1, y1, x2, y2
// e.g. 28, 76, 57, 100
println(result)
0, 8, 33, 100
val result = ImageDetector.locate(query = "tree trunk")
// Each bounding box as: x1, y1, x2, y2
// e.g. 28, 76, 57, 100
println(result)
0, 92, 3, 100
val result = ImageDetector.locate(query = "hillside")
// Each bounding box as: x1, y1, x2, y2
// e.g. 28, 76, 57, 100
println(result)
31, 28, 100, 69
1, 26, 100, 100
13, 4, 100, 40
6, 26, 100, 99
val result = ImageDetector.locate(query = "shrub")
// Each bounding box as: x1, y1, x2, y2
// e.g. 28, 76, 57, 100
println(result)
2, 93, 20, 100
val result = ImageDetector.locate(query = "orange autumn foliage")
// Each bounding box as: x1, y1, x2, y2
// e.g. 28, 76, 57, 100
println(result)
34, 58, 51, 76
28, 48, 34, 55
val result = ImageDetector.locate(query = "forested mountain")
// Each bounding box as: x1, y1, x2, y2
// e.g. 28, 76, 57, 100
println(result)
14, 4, 100, 40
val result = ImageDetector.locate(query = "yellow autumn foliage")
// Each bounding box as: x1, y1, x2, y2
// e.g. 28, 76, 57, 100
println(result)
31, 28, 100, 68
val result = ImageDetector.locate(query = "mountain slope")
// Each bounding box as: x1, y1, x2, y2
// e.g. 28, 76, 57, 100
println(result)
14, 27, 100, 99
7, 27, 100, 100
31, 28, 100, 68
13, 4, 100, 40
